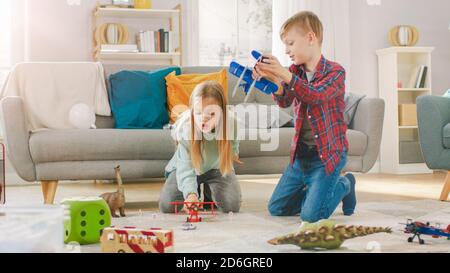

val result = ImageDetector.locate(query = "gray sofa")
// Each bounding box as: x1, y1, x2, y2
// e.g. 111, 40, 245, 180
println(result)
0, 64, 385, 204
417, 95, 450, 201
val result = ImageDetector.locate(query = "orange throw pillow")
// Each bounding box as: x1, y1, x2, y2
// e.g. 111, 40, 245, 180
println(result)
166, 69, 228, 123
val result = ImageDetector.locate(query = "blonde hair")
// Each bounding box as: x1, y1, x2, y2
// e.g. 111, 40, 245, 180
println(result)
189, 81, 234, 176
280, 11, 324, 45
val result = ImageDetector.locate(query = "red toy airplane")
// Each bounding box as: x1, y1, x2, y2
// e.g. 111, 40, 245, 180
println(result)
402, 219, 450, 244
169, 202, 219, 223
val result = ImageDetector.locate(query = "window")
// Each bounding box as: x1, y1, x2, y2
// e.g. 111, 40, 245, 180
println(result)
198, 0, 272, 66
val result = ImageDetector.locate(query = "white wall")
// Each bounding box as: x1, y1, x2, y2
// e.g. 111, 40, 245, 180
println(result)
350, 0, 450, 97
26, 0, 94, 62
7, 0, 450, 183
24, 0, 183, 62
6, 0, 187, 185
22, 0, 450, 97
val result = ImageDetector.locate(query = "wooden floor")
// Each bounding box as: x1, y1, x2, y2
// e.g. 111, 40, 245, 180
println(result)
4, 172, 448, 210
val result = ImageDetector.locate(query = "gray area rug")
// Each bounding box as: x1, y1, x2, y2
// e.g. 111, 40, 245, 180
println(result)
82, 200, 450, 253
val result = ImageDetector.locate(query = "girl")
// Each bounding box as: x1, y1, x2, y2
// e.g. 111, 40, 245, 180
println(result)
159, 81, 242, 214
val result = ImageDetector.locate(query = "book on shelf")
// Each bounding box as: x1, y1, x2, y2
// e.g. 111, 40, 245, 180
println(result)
407, 66, 420, 89
415, 66, 424, 88
164, 31, 169, 53
137, 32, 144, 52
159, 29, 165, 53
156, 31, 160, 53
418, 66, 428, 89
136, 29, 175, 53
407, 65, 428, 89
101, 44, 139, 53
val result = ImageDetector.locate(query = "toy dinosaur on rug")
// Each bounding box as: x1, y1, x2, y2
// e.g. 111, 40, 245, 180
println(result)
268, 220, 392, 250
100, 166, 126, 218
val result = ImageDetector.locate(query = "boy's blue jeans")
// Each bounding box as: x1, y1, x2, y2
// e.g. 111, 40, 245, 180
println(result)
268, 142, 351, 223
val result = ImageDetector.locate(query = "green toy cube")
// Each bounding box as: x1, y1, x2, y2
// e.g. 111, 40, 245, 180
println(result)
61, 197, 112, 245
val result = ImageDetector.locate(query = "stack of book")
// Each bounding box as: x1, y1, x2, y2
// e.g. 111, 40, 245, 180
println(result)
408, 65, 428, 89
100, 44, 139, 53
137, 29, 175, 53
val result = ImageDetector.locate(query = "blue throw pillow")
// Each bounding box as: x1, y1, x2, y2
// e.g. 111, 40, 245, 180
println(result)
108, 67, 181, 129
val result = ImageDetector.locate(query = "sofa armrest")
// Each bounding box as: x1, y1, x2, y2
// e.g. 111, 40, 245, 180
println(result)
352, 97, 385, 173
417, 95, 450, 170
0, 97, 36, 181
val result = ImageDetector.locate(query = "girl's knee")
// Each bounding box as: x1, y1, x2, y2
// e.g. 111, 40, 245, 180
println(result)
218, 196, 241, 213
159, 191, 183, 213
221, 203, 241, 213
159, 200, 175, 214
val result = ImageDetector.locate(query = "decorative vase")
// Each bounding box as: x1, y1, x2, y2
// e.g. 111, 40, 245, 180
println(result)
134, 0, 152, 9
389, 25, 419, 47
106, 24, 119, 44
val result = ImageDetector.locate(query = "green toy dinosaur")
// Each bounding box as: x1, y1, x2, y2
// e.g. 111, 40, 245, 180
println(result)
268, 220, 392, 250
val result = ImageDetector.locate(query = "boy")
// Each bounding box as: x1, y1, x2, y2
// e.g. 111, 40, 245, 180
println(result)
253, 11, 357, 223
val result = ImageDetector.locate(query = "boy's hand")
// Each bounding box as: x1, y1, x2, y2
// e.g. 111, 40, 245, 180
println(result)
252, 66, 283, 96
252, 65, 278, 83
256, 54, 293, 84
183, 193, 199, 213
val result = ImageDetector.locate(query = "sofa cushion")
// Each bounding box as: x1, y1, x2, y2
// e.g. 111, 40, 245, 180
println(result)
238, 128, 367, 158
235, 103, 293, 129
444, 123, 450, 149
444, 89, 450, 98
180, 66, 257, 105
108, 67, 180, 129
166, 69, 228, 124
29, 129, 176, 164
347, 130, 368, 156
29, 127, 367, 164
238, 128, 296, 158
345, 92, 366, 126
103, 65, 258, 105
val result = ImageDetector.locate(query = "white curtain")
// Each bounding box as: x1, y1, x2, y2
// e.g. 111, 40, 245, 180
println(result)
0, 0, 27, 69
181, 0, 200, 66
272, 0, 352, 90
0, 1, 12, 69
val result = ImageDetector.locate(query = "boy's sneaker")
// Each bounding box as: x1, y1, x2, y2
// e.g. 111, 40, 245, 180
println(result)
342, 173, 357, 216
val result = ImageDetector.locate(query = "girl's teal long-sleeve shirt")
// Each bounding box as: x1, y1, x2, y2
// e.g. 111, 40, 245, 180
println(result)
165, 112, 240, 199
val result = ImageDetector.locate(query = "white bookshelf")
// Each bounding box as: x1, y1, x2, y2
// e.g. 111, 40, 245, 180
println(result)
376, 47, 434, 174
93, 5, 182, 66
398, 88, 431, 92
98, 52, 181, 65
95, 7, 180, 19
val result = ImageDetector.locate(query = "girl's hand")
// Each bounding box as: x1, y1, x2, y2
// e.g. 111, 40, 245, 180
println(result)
183, 193, 200, 213
256, 54, 293, 83
233, 155, 244, 165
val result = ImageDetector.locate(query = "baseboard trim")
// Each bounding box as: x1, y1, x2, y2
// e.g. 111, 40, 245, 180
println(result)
368, 161, 381, 174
